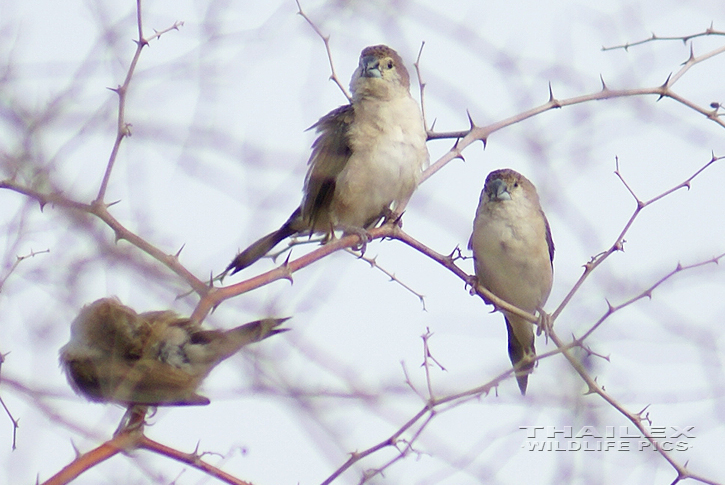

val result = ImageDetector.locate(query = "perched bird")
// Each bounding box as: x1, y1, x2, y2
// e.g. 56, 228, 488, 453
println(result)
60, 298, 288, 406
226, 44, 429, 274
469, 169, 554, 395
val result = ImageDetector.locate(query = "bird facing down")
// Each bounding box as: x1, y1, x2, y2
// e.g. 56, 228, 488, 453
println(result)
226, 44, 429, 274
59, 298, 288, 406
469, 169, 554, 395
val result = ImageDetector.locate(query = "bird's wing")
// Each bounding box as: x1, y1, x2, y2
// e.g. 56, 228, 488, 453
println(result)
543, 211, 555, 265
302, 104, 355, 229
104, 358, 210, 406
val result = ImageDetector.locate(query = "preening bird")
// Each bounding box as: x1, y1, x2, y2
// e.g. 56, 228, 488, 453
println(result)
60, 298, 287, 405
469, 169, 554, 395
226, 44, 429, 274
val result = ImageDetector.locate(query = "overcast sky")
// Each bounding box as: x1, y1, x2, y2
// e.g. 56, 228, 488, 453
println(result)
2, 0, 724, 484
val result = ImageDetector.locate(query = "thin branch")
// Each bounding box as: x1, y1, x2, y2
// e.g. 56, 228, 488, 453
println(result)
0, 248, 49, 293
0, 180, 207, 296
413, 41, 429, 131
0, 353, 19, 451
296, 0, 352, 102
348, 249, 426, 310
422, 42, 725, 184
95, 1, 183, 204
550, 153, 722, 322
602, 24, 725, 51
139, 435, 253, 485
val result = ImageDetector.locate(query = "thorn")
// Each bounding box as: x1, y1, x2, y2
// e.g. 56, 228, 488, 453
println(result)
636, 403, 651, 418
71, 439, 81, 458
430, 118, 437, 131
106, 199, 122, 208
676, 262, 683, 271
211, 301, 221, 314
688, 44, 695, 62
466, 109, 476, 129
547, 82, 561, 108
451, 139, 465, 161
605, 298, 614, 313
38, 200, 46, 212
599, 74, 608, 91
657, 73, 672, 101
175, 244, 185, 258
281, 253, 294, 284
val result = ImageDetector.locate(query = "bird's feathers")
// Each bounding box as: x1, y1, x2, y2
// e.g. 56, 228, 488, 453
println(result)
60, 298, 287, 406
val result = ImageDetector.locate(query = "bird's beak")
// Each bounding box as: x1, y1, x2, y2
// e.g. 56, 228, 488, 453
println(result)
488, 178, 511, 201
360, 56, 382, 78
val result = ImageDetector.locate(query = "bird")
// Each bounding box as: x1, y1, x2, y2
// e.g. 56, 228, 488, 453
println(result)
226, 44, 429, 274
469, 169, 554, 395
59, 298, 288, 406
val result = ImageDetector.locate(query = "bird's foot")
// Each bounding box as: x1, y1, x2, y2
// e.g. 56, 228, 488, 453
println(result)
114, 405, 149, 436
337, 224, 372, 256
536, 310, 552, 342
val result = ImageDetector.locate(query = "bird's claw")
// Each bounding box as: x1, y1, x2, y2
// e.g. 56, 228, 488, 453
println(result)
381, 208, 404, 227
536, 310, 552, 342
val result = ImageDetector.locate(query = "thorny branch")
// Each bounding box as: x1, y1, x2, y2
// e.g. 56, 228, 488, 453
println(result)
2, 4, 723, 483
602, 23, 725, 51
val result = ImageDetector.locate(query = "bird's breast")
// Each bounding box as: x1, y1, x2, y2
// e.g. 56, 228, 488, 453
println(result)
332, 96, 428, 227
471, 207, 552, 311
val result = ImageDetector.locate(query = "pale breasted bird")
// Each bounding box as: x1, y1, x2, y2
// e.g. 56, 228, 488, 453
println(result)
469, 169, 554, 395
226, 45, 429, 274
59, 298, 288, 405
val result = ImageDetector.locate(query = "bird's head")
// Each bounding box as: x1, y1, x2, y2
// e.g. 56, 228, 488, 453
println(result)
350, 45, 411, 100
483, 168, 538, 205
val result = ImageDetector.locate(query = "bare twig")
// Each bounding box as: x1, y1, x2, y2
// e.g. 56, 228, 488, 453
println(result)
0, 248, 49, 293
295, 0, 352, 102
550, 153, 722, 322
348, 249, 426, 310
0, 353, 19, 450
96, 0, 183, 203
422, 41, 725, 184
0, 179, 208, 296
602, 23, 725, 51
413, 41, 429, 132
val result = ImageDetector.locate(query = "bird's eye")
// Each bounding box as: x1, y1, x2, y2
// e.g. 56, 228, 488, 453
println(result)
513, 182, 519, 188
387, 60, 394, 69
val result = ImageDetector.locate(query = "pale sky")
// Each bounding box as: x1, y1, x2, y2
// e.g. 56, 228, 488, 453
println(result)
1, 0, 724, 484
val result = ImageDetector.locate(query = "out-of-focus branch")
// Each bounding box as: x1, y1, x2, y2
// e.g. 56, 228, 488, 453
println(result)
602, 23, 725, 51
0, 179, 208, 296
296, 0, 352, 102
422, 38, 725, 184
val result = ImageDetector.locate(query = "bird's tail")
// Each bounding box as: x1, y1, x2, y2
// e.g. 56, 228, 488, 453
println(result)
504, 315, 536, 395
215, 317, 290, 360
226, 208, 302, 275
